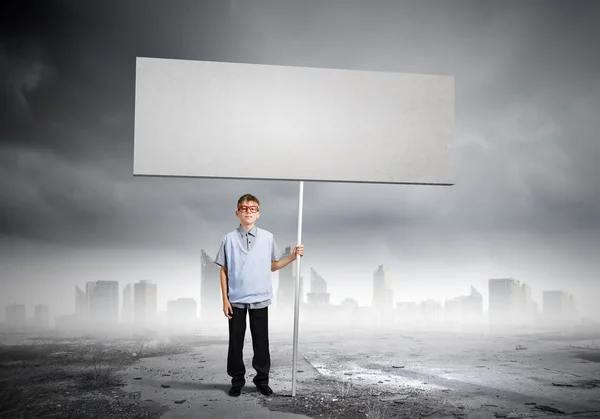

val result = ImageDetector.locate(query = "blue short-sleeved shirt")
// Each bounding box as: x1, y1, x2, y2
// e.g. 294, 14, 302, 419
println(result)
215, 225, 282, 309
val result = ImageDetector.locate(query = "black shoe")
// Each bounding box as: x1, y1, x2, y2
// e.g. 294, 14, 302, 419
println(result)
228, 385, 242, 397
256, 383, 273, 396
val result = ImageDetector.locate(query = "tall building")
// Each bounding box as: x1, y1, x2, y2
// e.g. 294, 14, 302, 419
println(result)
543, 290, 577, 325
5, 304, 26, 327
341, 298, 359, 311
518, 283, 538, 324
306, 267, 330, 307
88, 281, 120, 325
444, 286, 483, 324
85, 281, 97, 322
276, 245, 304, 310
134, 280, 158, 327
420, 299, 443, 323
122, 283, 134, 324
34, 304, 50, 328
372, 265, 393, 310
466, 286, 483, 315
75, 285, 87, 320
488, 278, 536, 326
167, 298, 197, 325
200, 249, 221, 323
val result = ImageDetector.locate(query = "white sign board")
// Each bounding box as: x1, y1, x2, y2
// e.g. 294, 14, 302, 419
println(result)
133, 57, 454, 185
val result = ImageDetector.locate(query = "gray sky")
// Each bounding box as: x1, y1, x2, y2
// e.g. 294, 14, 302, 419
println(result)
1, 0, 599, 320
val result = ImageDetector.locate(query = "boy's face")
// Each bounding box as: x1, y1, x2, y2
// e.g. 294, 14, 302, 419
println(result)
236, 200, 260, 225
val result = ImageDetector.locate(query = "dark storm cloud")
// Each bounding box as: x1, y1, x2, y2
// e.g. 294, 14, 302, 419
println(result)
222, 0, 600, 234
1, 0, 217, 158
1, 0, 599, 251
0, 137, 300, 247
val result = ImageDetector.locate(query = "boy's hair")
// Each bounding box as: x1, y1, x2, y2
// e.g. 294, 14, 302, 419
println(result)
237, 193, 260, 207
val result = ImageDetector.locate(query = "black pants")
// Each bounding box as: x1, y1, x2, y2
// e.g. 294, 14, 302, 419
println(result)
227, 306, 270, 387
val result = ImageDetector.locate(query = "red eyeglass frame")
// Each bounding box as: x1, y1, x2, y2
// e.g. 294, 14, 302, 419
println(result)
237, 205, 260, 213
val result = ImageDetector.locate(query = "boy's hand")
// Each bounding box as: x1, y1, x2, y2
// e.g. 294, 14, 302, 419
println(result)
290, 244, 304, 260
223, 300, 233, 319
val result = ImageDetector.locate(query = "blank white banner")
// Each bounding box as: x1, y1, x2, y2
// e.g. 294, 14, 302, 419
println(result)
133, 57, 454, 185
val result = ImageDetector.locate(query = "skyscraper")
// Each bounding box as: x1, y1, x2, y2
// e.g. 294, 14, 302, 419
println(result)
276, 245, 304, 311
444, 286, 483, 324
75, 285, 87, 320
200, 249, 221, 323
372, 265, 393, 310
465, 286, 483, 315
306, 267, 330, 307
488, 278, 524, 326
543, 290, 577, 325
134, 280, 158, 328
122, 283, 134, 324
88, 281, 120, 325
518, 283, 537, 324
85, 281, 96, 322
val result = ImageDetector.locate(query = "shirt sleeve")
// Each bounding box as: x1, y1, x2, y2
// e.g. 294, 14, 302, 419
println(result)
214, 238, 227, 267
272, 239, 282, 262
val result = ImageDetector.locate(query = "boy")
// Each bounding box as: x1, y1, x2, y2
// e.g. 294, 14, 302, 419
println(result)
214, 193, 304, 397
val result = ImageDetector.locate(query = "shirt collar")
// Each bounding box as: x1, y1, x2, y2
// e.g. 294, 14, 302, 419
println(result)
237, 224, 257, 236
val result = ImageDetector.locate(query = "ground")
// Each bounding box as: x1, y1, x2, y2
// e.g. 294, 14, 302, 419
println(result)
2, 326, 600, 419
258, 327, 600, 419
0, 333, 189, 418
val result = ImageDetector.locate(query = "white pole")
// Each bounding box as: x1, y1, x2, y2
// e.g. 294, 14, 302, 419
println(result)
291, 181, 304, 397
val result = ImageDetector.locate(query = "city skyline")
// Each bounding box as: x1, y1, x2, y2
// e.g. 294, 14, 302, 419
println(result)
0, 258, 583, 329
1, 241, 593, 323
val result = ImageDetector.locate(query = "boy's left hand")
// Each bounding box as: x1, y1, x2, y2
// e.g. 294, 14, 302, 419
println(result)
291, 244, 304, 260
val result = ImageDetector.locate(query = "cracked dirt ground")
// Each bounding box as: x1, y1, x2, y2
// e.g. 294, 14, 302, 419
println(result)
115, 326, 600, 419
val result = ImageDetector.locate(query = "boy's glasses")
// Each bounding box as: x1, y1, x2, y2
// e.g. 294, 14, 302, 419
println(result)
238, 205, 259, 213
